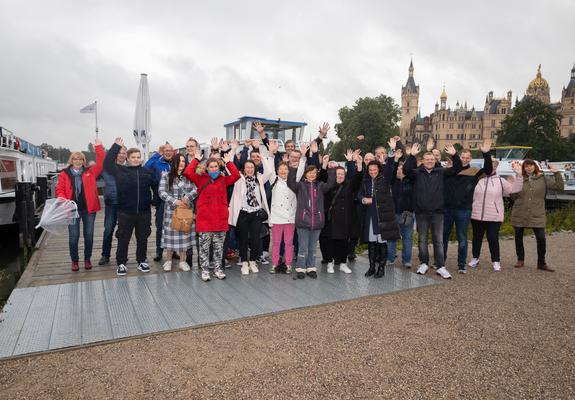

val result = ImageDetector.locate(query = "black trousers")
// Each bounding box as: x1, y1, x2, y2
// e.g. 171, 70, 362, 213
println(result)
116, 211, 151, 265
320, 237, 348, 264
154, 201, 165, 257
471, 220, 502, 262
236, 210, 262, 261
514, 227, 546, 265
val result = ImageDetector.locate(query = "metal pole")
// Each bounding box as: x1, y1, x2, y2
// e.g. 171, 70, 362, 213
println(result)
95, 101, 99, 138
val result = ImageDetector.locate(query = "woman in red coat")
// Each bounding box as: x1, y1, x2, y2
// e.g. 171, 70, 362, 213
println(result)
184, 149, 239, 282
56, 138, 105, 271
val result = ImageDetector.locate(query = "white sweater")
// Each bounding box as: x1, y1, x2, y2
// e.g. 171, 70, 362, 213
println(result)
262, 154, 297, 225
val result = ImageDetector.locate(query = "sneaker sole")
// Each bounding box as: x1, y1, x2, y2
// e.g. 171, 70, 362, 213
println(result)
138, 268, 151, 273
117, 272, 127, 276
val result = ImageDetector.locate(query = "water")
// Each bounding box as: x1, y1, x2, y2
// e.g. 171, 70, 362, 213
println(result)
0, 224, 31, 301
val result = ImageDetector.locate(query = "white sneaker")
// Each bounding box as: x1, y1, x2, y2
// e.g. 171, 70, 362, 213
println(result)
162, 261, 172, 272
241, 261, 250, 275
214, 269, 226, 280
237, 257, 243, 266
416, 263, 429, 275
201, 270, 211, 282
327, 262, 335, 274
339, 263, 352, 274
436, 266, 452, 279
178, 262, 191, 272
493, 262, 501, 272
249, 260, 259, 273
468, 258, 480, 268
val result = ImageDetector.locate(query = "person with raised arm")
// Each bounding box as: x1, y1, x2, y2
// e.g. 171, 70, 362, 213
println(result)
104, 137, 157, 276
287, 153, 336, 279
402, 141, 462, 279
56, 138, 105, 271
183, 147, 240, 281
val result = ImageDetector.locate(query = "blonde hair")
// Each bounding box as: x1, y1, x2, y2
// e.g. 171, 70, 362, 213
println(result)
68, 151, 86, 166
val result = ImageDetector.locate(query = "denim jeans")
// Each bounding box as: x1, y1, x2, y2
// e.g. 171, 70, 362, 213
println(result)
101, 203, 118, 258
296, 228, 321, 269
387, 213, 415, 264
68, 209, 96, 262
443, 208, 471, 267
415, 212, 444, 267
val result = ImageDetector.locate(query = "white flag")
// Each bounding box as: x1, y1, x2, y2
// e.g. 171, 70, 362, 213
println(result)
80, 102, 96, 113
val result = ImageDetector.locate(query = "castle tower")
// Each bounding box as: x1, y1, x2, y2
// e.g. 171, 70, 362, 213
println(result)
400, 58, 420, 141
560, 63, 575, 137
525, 64, 551, 104
440, 85, 447, 110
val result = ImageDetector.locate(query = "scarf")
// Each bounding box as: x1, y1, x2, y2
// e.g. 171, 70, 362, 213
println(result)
245, 175, 258, 207
70, 167, 84, 201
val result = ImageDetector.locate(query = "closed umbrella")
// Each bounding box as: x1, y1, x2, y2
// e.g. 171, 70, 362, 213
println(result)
133, 73, 151, 161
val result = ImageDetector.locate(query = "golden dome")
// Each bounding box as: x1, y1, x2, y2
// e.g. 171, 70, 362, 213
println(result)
440, 85, 447, 99
527, 64, 549, 91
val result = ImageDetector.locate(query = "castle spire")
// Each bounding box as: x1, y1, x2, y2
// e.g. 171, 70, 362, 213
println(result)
409, 58, 414, 77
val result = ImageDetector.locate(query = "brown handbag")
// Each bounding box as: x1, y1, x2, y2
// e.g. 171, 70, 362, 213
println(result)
170, 204, 195, 233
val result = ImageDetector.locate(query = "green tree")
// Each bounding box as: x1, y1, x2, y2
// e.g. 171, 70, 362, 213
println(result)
497, 97, 573, 161
331, 94, 400, 160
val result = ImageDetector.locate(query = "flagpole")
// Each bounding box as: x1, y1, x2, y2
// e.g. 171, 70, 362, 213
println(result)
95, 101, 99, 138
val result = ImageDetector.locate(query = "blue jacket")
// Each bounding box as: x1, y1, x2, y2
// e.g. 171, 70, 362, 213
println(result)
144, 152, 171, 183
102, 170, 118, 205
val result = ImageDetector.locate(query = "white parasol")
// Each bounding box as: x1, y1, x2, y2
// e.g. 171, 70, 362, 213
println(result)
133, 73, 151, 160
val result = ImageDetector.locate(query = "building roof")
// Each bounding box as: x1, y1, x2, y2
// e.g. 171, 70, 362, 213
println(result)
224, 116, 307, 128
489, 100, 501, 114
527, 64, 550, 91
564, 63, 575, 97
404, 76, 418, 92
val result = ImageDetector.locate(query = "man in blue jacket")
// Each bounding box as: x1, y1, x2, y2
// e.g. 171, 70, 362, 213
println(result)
144, 143, 174, 261
98, 145, 127, 265
105, 138, 157, 276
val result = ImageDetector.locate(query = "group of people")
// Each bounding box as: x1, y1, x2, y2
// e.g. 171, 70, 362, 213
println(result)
55, 124, 564, 282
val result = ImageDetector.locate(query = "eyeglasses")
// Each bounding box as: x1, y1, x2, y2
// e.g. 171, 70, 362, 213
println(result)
72, 158, 84, 161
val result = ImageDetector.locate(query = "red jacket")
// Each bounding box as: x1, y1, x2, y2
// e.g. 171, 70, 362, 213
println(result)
184, 159, 240, 232
56, 144, 105, 214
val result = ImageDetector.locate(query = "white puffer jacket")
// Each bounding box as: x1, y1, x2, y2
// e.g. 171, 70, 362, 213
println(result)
263, 155, 299, 225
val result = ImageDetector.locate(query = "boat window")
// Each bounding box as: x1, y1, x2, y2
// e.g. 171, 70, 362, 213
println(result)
0, 159, 17, 191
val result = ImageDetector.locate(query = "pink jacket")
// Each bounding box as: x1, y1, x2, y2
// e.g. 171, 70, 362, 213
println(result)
471, 174, 523, 222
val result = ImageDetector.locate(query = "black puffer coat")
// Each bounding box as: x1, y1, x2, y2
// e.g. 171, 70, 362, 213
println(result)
321, 169, 363, 240
358, 159, 400, 242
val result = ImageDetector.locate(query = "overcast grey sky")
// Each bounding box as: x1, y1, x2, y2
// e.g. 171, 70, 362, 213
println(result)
1, 0, 573, 150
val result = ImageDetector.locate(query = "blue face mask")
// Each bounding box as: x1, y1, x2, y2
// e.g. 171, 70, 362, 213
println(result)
208, 171, 220, 180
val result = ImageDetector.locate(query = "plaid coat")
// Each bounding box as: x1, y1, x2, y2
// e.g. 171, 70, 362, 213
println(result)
159, 173, 197, 251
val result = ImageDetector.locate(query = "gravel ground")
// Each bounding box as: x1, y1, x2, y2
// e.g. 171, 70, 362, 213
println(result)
0, 232, 574, 400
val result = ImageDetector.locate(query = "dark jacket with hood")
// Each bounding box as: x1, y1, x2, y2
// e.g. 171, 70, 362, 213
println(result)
444, 151, 493, 210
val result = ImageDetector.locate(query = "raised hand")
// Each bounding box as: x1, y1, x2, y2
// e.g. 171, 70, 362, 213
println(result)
220, 140, 230, 152
268, 139, 279, 154
244, 138, 253, 147
210, 137, 220, 150
511, 160, 522, 175
410, 143, 421, 156
94, 138, 102, 146
388, 136, 397, 150
426, 137, 435, 152
114, 137, 124, 147
310, 140, 319, 154
252, 139, 261, 149
480, 138, 492, 154
194, 148, 203, 161
352, 149, 362, 161
322, 154, 330, 168
254, 121, 266, 138
344, 149, 354, 161
230, 140, 240, 151
318, 122, 330, 138
444, 143, 456, 156
299, 142, 309, 155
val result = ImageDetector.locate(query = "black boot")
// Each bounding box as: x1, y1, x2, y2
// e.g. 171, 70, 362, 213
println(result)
375, 243, 387, 278
365, 243, 376, 277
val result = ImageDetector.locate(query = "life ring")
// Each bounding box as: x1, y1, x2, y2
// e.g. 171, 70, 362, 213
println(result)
14, 137, 20, 150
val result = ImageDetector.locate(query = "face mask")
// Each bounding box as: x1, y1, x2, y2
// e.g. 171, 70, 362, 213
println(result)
208, 171, 220, 180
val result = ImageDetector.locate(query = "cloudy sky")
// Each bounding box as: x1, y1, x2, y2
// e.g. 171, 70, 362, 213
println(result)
1, 0, 573, 151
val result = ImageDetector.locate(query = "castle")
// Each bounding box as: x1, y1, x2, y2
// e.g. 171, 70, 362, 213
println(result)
399, 61, 575, 149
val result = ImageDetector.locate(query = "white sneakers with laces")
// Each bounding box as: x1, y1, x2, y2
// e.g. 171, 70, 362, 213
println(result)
162, 261, 172, 272
248, 260, 259, 273
339, 263, 352, 274
468, 258, 480, 268
241, 261, 250, 275
327, 262, 335, 274
416, 263, 429, 275
493, 262, 501, 272
436, 267, 452, 279
201, 270, 211, 282
178, 262, 191, 272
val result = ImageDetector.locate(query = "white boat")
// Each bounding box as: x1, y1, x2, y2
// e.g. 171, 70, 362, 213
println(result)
470, 146, 575, 200
0, 127, 58, 225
